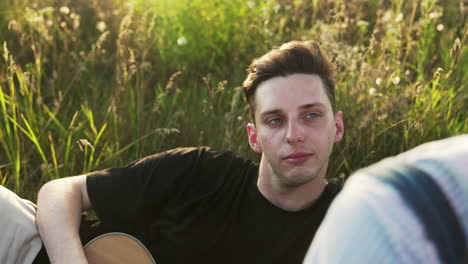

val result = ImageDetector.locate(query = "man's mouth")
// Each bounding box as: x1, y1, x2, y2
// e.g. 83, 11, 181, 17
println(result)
282, 152, 313, 164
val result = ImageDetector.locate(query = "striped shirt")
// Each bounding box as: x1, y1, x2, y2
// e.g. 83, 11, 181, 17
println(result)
304, 134, 468, 264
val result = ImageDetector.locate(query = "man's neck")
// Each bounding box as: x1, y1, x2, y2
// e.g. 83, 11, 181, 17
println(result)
257, 162, 329, 212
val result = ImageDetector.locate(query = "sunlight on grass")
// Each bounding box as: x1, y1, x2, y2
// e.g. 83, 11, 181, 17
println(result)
0, 0, 466, 199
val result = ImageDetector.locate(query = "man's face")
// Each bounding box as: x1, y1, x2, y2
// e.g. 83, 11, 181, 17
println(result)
247, 73, 344, 188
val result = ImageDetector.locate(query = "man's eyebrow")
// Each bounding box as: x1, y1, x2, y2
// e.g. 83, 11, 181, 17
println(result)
260, 103, 326, 116
260, 109, 282, 117
300, 103, 326, 109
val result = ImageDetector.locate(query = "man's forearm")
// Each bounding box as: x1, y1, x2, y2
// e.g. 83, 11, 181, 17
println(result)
36, 175, 90, 263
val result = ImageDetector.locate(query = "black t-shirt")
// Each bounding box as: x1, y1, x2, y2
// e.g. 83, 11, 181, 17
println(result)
38, 147, 341, 264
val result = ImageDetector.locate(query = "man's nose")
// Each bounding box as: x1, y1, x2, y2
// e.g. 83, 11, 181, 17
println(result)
285, 120, 304, 143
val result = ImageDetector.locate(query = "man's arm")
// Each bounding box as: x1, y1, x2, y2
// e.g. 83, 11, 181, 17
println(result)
36, 175, 91, 264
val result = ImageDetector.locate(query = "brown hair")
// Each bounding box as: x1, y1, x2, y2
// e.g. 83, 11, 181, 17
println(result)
242, 40, 337, 122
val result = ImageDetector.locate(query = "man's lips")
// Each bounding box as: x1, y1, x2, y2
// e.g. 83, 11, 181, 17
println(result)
282, 152, 313, 164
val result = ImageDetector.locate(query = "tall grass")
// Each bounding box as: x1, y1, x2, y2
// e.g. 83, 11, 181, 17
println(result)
0, 0, 466, 199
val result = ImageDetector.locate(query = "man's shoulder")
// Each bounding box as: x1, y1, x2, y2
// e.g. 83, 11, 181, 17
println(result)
155, 145, 231, 155
153, 146, 247, 163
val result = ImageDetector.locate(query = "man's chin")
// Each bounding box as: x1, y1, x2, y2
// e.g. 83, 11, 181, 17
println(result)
280, 171, 319, 188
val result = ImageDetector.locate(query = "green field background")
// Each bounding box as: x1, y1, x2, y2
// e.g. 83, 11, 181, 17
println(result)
0, 0, 466, 200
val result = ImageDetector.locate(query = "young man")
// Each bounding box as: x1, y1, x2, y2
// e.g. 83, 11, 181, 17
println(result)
1, 40, 344, 264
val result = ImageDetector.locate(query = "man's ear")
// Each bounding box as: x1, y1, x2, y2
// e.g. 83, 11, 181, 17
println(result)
334, 111, 344, 142
247, 123, 263, 153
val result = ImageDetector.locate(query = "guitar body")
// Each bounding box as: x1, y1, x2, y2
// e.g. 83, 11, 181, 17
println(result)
84, 232, 157, 264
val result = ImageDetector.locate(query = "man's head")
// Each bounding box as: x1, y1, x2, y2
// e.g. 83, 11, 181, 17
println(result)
243, 40, 337, 123
242, 41, 343, 190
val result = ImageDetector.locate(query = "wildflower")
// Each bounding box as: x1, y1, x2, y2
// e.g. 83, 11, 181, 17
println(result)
357, 20, 369, 27
46, 20, 53, 27
405, 70, 411, 75
60, 6, 70, 15
386, 24, 397, 34
96, 21, 106, 32
421, 0, 430, 8
285, 5, 292, 11
429, 11, 442, 19
8, 20, 21, 31
177, 36, 187, 46
70, 13, 77, 19
378, 113, 388, 121
436, 24, 444, 31
375, 78, 382, 86
368, 87, 377, 95
29, 15, 44, 23
73, 15, 80, 30
60, 21, 67, 28
395, 13, 403, 23
383, 11, 392, 22
40, 7, 54, 14
273, 4, 280, 12
247, 1, 255, 8
392, 76, 400, 85
261, 7, 268, 12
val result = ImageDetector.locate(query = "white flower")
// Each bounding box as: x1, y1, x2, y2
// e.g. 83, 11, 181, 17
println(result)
436, 24, 444, 31
46, 20, 53, 27
375, 78, 382, 86
395, 13, 403, 23
378, 113, 388, 120
96, 21, 106, 32
273, 4, 280, 12
29, 15, 44, 23
177, 36, 187, 46
285, 5, 292, 11
70, 13, 77, 19
60, 21, 67, 28
60, 6, 70, 15
247, 1, 255, 8
369, 87, 377, 95
386, 24, 397, 34
383, 11, 392, 22
39, 7, 54, 14
392, 76, 400, 85
357, 20, 369, 27
405, 70, 411, 75
429, 11, 442, 19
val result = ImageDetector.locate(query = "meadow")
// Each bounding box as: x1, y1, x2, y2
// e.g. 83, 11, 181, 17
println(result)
0, 0, 466, 200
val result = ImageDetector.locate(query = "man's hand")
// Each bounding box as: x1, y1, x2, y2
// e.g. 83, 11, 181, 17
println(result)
36, 175, 92, 263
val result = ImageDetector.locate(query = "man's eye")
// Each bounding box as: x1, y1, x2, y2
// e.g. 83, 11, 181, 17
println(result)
267, 118, 281, 125
306, 113, 320, 119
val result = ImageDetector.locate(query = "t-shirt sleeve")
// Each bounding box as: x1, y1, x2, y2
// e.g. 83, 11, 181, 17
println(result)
86, 147, 207, 228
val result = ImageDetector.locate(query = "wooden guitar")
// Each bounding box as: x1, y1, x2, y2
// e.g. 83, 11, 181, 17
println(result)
84, 232, 157, 264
